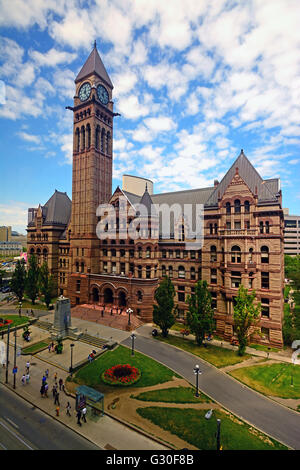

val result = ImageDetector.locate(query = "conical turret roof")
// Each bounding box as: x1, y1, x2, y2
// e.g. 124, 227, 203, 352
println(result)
75, 42, 113, 88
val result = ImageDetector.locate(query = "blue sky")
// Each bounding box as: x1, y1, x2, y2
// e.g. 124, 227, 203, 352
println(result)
0, 0, 299, 233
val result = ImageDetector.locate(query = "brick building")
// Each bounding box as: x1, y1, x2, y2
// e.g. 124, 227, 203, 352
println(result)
27, 44, 285, 347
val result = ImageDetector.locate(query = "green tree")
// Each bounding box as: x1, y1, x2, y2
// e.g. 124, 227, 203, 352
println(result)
186, 280, 214, 346
38, 262, 56, 309
233, 285, 261, 356
153, 276, 176, 337
10, 259, 26, 302
25, 255, 39, 305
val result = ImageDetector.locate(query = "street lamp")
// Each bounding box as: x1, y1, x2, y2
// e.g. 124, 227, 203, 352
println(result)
70, 343, 75, 377
18, 301, 22, 317
130, 333, 136, 356
216, 419, 221, 450
193, 364, 202, 398
13, 328, 17, 389
126, 307, 133, 326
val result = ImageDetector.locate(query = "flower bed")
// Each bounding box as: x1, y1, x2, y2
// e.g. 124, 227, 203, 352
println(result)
101, 364, 141, 386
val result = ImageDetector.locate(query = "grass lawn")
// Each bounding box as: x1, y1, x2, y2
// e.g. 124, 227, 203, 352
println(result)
73, 345, 179, 390
131, 386, 212, 404
22, 341, 49, 354
155, 334, 251, 368
230, 362, 300, 399
249, 344, 279, 353
136, 407, 287, 450
0, 315, 30, 330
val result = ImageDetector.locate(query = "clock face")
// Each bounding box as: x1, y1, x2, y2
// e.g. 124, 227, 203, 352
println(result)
97, 84, 109, 105
78, 82, 91, 101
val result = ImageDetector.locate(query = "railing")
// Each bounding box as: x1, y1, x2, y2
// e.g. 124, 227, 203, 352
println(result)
219, 229, 256, 236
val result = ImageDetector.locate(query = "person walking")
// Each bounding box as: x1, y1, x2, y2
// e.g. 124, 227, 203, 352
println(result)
58, 378, 63, 391
53, 371, 57, 382
48, 343, 51, 353
45, 369, 49, 378
25, 373, 30, 384
44, 382, 49, 397
52, 384, 57, 398
26, 361, 30, 373
56, 405, 60, 416
54, 391, 60, 406
66, 402, 71, 417
40, 383, 45, 398
76, 409, 82, 426
21, 374, 26, 386
82, 407, 87, 423
42, 374, 47, 384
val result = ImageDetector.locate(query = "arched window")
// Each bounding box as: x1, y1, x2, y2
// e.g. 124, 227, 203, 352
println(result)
95, 125, 100, 149
86, 124, 91, 149
81, 262, 84, 273
81, 126, 85, 150
234, 199, 241, 214
146, 246, 151, 258
106, 131, 110, 154
178, 266, 185, 279
162, 265, 166, 277
261, 246, 269, 263
138, 265, 142, 278
210, 245, 217, 262
259, 221, 264, 234
101, 128, 105, 152
111, 249, 116, 257
231, 245, 241, 263
137, 290, 143, 302
265, 221, 270, 234
75, 128, 80, 152
168, 266, 173, 278
244, 201, 250, 213
214, 223, 218, 234
226, 202, 231, 214
146, 266, 151, 279
190, 267, 196, 280
249, 247, 254, 263
209, 223, 213, 235
75, 261, 79, 273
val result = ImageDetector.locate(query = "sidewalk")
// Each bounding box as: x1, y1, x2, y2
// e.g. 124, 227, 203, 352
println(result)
0, 322, 168, 450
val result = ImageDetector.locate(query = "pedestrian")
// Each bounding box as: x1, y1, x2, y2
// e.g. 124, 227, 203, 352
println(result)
66, 402, 71, 417
51, 342, 54, 352
52, 384, 57, 398
21, 374, 26, 385
26, 360, 30, 373
25, 373, 30, 384
82, 406, 87, 423
59, 378, 63, 391
44, 382, 49, 397
54, 371, 57, 382
54, 391, 60, 406
56, 405, 60, 416
76, 409, 82, 426
40, 384, 45, 397
45, 369, 49, 378
48, 344, 51, 353
42, 375, 47, 384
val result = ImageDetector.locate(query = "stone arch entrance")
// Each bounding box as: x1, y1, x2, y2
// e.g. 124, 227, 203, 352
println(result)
104, 287, 114, 304
118, 291, 127, 307
92, 287, 99, 303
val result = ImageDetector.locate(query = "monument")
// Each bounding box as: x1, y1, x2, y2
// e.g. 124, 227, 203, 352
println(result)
51, 296, 81, 340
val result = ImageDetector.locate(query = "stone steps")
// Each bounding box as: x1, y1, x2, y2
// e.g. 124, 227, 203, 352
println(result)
79, 333, 108, 348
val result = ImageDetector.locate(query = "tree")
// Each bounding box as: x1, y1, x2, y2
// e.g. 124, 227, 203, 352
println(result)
10, 259, 26, 303
38, 262, 56, 309
233, 284, 261, 356
153, 276, 176, 337
186, 280, 214, 346
25, 255, 39, 305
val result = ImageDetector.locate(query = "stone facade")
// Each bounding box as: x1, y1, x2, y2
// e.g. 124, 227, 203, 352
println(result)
27, 45, 285, 348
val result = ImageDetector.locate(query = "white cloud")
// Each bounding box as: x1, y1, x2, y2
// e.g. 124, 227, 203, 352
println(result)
29, 48, 77, 67
117, 95, 149, 120
17, 132, 41, 144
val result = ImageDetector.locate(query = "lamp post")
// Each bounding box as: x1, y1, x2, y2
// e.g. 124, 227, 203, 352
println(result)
127, 307, 133, 326
13, 328, 17, 389
5, 323, 10, 384
70, 343, 75, 377
18, 301, 22, 317
130, 333, 136, 356
193, 364, 202, 397
216, 419, 221, 450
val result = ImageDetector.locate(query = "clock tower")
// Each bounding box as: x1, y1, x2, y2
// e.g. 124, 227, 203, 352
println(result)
69, 42, 114, 276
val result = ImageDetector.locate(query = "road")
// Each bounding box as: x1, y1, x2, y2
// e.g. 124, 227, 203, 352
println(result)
0, 385, 101, 450
122, 333, 300, 450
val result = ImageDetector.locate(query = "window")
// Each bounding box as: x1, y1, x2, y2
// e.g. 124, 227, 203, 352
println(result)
226, 222, 231, 230
176, 250, 181, 259
178, 266, 185, 279
245, 220, 250, 230
161, 265, 166, 277
120, 263, 125, 274
190, 267, 196, 280
211, 268, 217, 284
244, 201, 250, 213
103, 262, 108, 273
261, 246, 269, 263
111, 249, 116, 257
138, 247, 143, 258
146, 266, 151, 279
214, 223, 218, 234
261, 272, 269, 289
265, 221, 270, 234
211, 292, 217, 309
168, 266, 173, 278
137, 290, 143, 302
146, 247, 151, 258
209, 223, 213, 235
260, 221, 264, 234
234, 221, 241, 230
261, 298, 270, 317
162, 249, 166, 259
234, 199, 241, 214
249, 272, 254, 289
190, 250, 196, 259
112, 262, 116, 274
120, 249, 125, 257
169, 250, 173, 258
178, 286, 185, 302
76, 280, 81, 293
231, 245, 241, 263
210, 245, 217, 262
231, 271, 241, 288
226, 202, 231, 214
261, 327, 269, 340
138, 265, 143, 278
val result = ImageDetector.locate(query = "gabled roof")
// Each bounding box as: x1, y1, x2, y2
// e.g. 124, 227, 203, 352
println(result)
139, 184, 157, 216
43, 190, 72, 226
205, 150, 279, 207
75, 42, 113, 88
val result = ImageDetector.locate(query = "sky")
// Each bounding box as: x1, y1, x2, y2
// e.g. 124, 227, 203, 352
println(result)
0, 0, 299, 234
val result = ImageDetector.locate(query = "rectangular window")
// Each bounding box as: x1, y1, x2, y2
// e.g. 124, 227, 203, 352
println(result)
211, 292, 217, 309
234, 221, 241, 230
231, 272, 241, 288
261, 298, 270, 317
226, 222, 231, 230
76, 280, 81, 293
261, 272, 269, 289
211, 268, 217, 284
178, 292, 185, 302
261, 327, 269, 340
